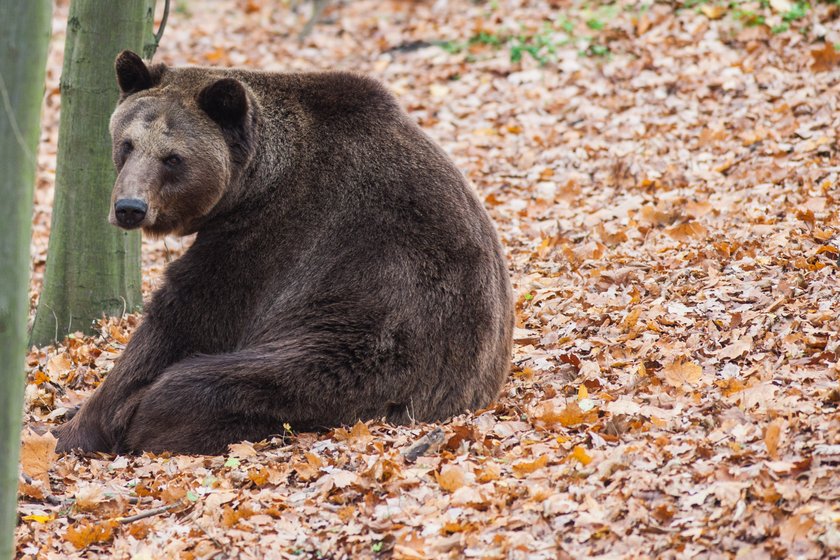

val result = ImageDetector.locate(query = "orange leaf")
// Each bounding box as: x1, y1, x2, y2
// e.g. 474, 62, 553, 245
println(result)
222, 505, 255, 528
716, 378, 747, 397
244, 0, 262, 14
248, 467, 271, 486
663, 360, 703, 388
292, 452, 323, 481
65, 520, 116, 549
811, 42, 840, 73
512, 455, 548, 476
666, 221, 707, 242
435, 465, 466, 492
764, 419, 784, 459
334, 420, 372, 442
475, 464, 501, 483
537, 401, 587, 427
109, 324, 128, 344
816, 245, 839, 256
569, 445, 592, 466
204, 48, 226, 63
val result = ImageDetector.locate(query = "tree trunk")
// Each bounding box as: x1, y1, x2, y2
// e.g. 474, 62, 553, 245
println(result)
30, 0, 159, 346
0, 2, 52, 558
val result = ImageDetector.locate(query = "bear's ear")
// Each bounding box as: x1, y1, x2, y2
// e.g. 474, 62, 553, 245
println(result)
115, 51, 153, 96
198, 78, 249, 128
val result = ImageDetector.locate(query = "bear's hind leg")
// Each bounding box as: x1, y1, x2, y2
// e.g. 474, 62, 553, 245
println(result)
121, 344, 374, 454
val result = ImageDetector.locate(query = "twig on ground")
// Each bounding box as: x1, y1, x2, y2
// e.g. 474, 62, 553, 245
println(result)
19, 473, 63, 506
401, 427, 446, 462
115, 500, 184, 524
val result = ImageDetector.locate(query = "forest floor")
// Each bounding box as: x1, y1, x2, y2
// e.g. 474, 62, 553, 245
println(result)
15, 0, 840, 558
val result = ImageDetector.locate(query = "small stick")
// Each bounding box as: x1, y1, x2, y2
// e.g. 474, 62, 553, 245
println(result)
19, 473, 63, 506
401, 427, 446, 462
19, 473, 150, 507
115, 501, 184, 524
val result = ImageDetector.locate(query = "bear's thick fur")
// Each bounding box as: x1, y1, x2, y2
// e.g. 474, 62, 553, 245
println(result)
54, 51, 513, 455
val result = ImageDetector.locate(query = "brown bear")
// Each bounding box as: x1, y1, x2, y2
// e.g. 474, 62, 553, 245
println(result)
53, 51, 513, 455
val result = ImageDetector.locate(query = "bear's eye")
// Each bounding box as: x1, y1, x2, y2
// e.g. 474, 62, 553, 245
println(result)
163, 154, 183, 168
120, 140, 133, 155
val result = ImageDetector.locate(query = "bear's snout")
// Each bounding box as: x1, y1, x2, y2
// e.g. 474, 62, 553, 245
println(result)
114, 198, 148, 229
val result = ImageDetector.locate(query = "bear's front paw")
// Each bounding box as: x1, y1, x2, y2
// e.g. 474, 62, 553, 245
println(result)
53, 413, 111, 454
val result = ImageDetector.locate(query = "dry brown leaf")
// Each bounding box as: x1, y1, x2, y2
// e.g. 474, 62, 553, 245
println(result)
46, 353, 72, 377
74, 483, 106, 512
778, 514, 815, 544
247, 467, 271, 486
65, 520, 117, 549
719, 336, 753, 360
222, 505, 256, 528
685, 200, 713, 218
475, 463, 501, 483
333, 420, 372, 442
108, 324, 128, 344
700, 4, 727, 19
666, 221, 707, 242
811, 42, 840, 73
764, 419, 785, 459
20, 429, 57, 486
228, 441, 258, 458
663, 360, 703, 388
293, 452, 323, 482
639, 205, 673, 226
435, 465, 466, 492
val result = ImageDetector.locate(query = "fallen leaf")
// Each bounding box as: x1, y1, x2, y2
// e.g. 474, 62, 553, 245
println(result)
778, 514, 815, 544
65, 520, 117, 549
435, 465, 466, 492
663, 360, 703, 388
46, 353, 72, 377
764, 419, 785, 459
537, 401, 588, 427
770, 0, 793, 12
292, 452, 323, 482
811, 42, 840, 72
512, 455, 548, 476
22, 514, 53, 523
333, 420, 372, 442
20, 430, 57, 487
74, 483, 106, 512
700, 4, 727, 20
666, 221, 707, 242
247, 467, 271, 486
569, 446, 592, 466
222, 505, 255, 528
228, 441, 258, 458
719, 336, 753, 360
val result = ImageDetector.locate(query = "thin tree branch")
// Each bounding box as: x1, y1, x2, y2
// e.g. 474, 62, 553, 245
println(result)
114, 500, 184, 524
154, 0, 170, 45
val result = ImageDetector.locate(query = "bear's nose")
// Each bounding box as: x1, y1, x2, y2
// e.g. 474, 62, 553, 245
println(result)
114, 198, 148, 228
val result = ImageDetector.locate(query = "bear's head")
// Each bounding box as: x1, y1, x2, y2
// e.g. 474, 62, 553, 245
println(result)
108, 51, 257, 236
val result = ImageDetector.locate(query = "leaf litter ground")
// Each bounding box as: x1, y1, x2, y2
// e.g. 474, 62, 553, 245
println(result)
17, 1, 840, 558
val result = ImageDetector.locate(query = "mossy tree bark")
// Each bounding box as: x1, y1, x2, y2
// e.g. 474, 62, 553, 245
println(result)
0, 3, 52, 558
30, 0, 159, 347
